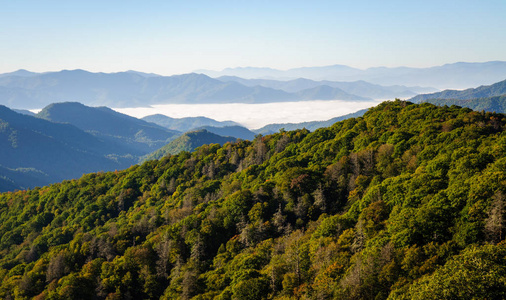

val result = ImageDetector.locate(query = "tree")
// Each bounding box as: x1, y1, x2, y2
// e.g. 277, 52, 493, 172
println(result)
485, 191, 506, 243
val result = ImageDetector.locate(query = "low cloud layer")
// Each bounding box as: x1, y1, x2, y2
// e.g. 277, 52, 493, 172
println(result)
115, 100, 381, 130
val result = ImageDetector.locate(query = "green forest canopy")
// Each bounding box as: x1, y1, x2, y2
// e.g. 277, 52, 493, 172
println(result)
0, 100, 505, 299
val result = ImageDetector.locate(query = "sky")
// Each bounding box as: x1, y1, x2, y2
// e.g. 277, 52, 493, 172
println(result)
1, 0, 505, 75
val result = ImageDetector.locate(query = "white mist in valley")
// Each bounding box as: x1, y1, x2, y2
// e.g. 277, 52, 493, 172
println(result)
114, 100, 382, 129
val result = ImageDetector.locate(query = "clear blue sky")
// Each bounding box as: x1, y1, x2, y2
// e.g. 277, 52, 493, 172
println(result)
1, 0, 505, 75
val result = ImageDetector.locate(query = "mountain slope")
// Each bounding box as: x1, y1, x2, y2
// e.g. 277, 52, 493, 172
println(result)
410, 78, 506, 102
0, 105, 136, 190
217, 76, 437, 98
37, 102, 180, 154
1, 101, 506, 299
144, 129, 237, 160
0, 70, 374, 109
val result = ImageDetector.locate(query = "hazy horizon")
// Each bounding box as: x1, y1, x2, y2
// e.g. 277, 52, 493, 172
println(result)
3, 60, 506, 77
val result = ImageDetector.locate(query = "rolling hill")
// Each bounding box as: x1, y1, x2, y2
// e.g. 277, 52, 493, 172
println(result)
0, 105, 137, 190
37, 102, 180, 154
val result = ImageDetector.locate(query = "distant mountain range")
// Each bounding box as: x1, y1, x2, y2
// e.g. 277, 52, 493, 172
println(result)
410, 79, 506, 102
217, 76, 437, 99
0, 70, 370, 109
197, 61, 506, 89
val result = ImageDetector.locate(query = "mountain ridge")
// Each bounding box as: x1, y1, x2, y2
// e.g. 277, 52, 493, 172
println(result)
37, 102, 180, 154
198, 61, 506, 89
0, 70, 368, 109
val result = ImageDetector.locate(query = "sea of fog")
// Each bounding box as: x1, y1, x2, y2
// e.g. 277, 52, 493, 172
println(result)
114, 100, 382, 130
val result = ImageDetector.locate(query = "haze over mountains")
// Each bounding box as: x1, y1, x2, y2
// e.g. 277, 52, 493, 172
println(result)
198, 61, 506, 89
217, 76, 437, 99
0, 70, 369, 109
2, 63, 506, 192
1, 61, 504, 110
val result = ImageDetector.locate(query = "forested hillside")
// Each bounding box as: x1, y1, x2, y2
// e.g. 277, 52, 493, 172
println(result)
1, 100, 506, 299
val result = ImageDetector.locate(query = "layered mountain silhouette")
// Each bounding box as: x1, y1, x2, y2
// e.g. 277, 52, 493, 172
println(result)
0, 105, 137, 190
0, 70, 369, 109
198, 61, 506, 89
37, 102, 179, 154
0, 102, 259, 191
217, 76, 436, 99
